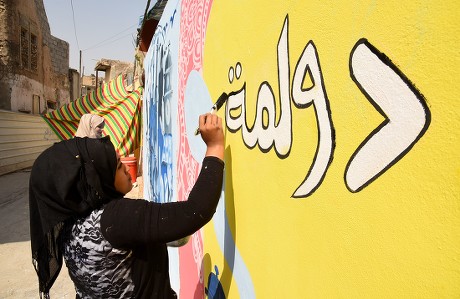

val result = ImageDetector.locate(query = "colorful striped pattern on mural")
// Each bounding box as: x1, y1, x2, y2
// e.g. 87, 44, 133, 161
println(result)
42, 74, 143, 157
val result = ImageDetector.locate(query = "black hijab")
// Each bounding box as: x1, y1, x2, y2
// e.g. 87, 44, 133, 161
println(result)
29, 137, 123, 297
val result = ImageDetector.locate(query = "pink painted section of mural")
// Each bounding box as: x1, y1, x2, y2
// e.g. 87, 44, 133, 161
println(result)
177, 0, 213, 297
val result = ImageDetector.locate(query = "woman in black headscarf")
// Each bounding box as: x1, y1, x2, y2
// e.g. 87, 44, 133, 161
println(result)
30, 113, 225, 298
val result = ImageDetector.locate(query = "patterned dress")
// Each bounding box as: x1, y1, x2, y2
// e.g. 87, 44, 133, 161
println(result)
63, 208, 135, 298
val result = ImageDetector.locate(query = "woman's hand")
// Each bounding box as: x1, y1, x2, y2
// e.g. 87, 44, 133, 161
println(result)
199, 113, 224, 160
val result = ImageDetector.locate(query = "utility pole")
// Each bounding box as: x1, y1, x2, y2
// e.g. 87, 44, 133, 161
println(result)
79, 50, 82, 98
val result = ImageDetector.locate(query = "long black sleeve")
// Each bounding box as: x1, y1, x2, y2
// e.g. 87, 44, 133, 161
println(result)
100, 156, 224, 248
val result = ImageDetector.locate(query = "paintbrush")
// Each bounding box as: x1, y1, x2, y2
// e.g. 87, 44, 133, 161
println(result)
194, 92, 228, 135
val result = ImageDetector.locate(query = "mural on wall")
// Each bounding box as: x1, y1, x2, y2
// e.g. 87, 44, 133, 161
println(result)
175, 0, 220, 297
145, 0, 234, 297
346, 39, 431, 192
225, 16, 336, 197
144, 0, 458, 298
147, 24, 174, 204
143, 0, 182, 292
143, 5, 178, 204
225, 16, 431, 197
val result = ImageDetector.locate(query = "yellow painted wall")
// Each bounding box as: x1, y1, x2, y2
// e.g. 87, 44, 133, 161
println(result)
201, 1, 459, 297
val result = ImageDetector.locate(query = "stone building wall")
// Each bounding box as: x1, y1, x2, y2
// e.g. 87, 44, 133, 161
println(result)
0, 0, 70, 114
95, 58, 134, 87
0, 0, 16, 110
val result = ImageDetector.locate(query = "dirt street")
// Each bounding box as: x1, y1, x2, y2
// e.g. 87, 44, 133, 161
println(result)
0, 168, 143, 298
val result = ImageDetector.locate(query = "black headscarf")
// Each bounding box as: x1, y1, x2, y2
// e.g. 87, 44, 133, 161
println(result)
29, 137, 123, 297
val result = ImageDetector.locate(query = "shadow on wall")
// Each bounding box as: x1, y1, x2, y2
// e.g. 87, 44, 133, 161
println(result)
200, 146, 236, 299
220, 146, 236, 296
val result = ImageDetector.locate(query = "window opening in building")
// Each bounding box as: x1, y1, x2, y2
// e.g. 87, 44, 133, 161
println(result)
30, 34, 38, 71
19, 15, 38, 73
20, 28, 29, 69
47, 100, 57, 111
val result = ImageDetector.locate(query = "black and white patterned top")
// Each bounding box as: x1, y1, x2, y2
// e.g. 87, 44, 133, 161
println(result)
63, 208, 135, 298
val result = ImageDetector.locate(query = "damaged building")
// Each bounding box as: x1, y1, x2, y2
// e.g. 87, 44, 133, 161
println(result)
0, 0, 71, 114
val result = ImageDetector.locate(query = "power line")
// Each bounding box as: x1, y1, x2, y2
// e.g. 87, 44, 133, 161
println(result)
82, 24, 138, 51
84, 32, 136, 52
70, 0, 80, 50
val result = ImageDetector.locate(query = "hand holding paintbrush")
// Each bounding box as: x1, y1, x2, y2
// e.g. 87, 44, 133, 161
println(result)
197, 110, 225, 161
194, 92, 228, 135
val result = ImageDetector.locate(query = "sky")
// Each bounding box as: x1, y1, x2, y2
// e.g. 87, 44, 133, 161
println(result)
43, 0, 150, 75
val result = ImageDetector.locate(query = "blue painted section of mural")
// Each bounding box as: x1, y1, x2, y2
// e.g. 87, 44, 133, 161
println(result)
214, 190, 256, 298
184, 70, 212, 162
143, 7, 179, 204
206, 265, 226, 299
150, 38, 173, 204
